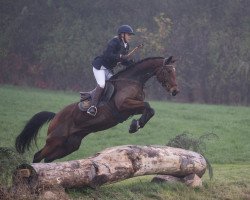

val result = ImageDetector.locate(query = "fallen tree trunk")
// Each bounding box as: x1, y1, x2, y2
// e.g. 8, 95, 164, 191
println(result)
14, 145, 207, 190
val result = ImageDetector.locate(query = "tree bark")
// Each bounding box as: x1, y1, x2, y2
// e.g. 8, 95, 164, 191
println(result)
14, 145, 207, 190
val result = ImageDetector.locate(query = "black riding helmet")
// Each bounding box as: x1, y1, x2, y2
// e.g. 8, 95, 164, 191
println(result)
117, 25, 135, 35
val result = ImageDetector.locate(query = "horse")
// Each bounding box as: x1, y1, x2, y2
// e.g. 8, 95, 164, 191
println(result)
15, 56, 179, 163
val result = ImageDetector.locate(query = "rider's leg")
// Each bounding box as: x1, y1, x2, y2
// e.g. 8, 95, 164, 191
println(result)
93, 67, 106, 88
87, 67, 105, 116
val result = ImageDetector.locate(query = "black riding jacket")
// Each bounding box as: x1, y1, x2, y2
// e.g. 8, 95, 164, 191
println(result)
92, 36, 130, 70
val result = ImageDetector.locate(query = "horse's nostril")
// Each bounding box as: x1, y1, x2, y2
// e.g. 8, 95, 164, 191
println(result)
171, 89, 179, 96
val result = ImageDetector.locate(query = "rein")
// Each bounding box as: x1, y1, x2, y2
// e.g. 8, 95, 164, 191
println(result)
108, 78, 143, 87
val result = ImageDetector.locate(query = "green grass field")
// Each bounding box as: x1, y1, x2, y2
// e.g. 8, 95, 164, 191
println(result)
0, 85, 250, 199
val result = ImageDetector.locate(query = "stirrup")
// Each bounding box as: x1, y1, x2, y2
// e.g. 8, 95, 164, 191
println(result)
87, 106, 97, 116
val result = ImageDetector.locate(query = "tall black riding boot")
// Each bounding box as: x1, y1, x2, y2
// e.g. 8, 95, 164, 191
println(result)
87, 85, 104, 116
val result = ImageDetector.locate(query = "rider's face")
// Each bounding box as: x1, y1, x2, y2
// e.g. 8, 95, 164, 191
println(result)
124, 33, 132, 43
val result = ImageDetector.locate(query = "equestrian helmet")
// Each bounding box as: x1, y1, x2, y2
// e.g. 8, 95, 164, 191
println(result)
117, 25, 135, 35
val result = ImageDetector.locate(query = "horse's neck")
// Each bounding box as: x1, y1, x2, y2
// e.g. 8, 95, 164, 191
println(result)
133, 58, 163, 83
114, 58, 163, 83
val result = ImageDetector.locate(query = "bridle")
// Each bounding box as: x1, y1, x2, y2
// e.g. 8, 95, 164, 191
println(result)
156, 58, 177, 91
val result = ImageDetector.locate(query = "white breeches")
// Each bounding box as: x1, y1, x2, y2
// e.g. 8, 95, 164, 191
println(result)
93, 66, 113, 88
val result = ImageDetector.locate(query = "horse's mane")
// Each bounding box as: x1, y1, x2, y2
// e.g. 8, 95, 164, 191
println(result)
110, 57, 164, 80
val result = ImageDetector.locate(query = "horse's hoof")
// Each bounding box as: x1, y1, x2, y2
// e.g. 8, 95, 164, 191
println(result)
129, 119, 140, 134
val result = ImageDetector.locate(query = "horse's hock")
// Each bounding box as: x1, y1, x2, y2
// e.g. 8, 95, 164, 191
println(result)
13, 145, 207, 197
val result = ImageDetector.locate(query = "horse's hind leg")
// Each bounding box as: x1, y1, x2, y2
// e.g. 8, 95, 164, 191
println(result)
32, 143, 58, 163
33, 149, 44, 163
44, 134, 83, 163
32, 135, 66, 163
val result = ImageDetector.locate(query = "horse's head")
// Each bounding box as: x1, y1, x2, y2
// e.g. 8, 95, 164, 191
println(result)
156, 56, 179, 96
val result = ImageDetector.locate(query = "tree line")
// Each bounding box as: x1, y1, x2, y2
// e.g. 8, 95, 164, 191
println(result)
0, 0, 249, 105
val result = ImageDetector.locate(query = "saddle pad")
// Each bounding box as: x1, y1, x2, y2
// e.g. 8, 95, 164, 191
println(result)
78, 100, 91, 111
78, 81, 115, 112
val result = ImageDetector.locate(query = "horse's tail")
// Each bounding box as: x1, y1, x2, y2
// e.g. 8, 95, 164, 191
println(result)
15, 111, 56, 154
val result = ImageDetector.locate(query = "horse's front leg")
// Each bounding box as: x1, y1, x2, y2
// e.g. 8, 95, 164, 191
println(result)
129, 102, 155, 134
116, 98, 155, 133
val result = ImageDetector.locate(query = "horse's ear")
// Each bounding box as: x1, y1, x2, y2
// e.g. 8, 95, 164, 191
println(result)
165, 56, 173, 65
165, 56, 177, 65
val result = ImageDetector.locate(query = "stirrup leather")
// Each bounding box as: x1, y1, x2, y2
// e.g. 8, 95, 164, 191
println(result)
87, 106, 97, 116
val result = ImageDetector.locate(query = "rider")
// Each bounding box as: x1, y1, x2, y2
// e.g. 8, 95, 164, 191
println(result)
86, 25, 135, 116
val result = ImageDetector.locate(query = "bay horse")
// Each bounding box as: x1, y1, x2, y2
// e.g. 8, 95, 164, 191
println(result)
15, 56, 179, 163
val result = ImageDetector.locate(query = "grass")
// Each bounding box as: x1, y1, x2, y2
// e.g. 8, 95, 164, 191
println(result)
0, 84, 250, 199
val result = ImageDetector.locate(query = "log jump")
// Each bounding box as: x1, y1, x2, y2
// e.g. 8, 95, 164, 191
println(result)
14, 145, 207, 192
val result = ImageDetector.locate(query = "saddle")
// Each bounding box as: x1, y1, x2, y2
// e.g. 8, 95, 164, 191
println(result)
78, 81, 114, 111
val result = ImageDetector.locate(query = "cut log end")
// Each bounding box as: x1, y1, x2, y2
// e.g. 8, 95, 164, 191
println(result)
17, 169, 31, 178
13, 163, 38, 189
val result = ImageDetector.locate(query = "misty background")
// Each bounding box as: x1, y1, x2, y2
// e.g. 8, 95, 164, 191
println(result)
0, 0, 249, 105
